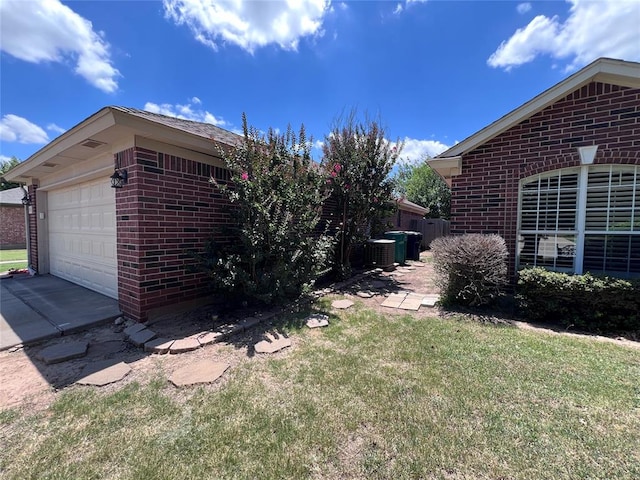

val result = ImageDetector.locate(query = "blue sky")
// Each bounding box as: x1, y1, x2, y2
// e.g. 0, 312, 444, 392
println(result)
1, 0, 639, 165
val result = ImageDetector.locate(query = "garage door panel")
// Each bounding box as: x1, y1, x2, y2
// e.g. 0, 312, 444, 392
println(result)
48, 179, 118, 299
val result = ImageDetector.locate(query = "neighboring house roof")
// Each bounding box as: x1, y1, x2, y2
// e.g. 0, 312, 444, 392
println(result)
0, 187, 25, 206
396, 197, 429, 216
4, 106, 243, 184
429, 58, 640, 180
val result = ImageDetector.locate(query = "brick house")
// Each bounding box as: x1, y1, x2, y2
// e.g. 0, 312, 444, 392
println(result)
5, 107, 240, 321
0, 187, 27, 249
394, 197, 429, 230
429, 58, 640, 279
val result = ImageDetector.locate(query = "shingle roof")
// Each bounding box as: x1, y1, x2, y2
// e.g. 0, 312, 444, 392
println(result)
0, 187, 25, 205
112, 106, 242, 147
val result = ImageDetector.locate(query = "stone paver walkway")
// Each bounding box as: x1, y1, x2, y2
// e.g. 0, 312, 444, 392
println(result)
26, 256, 438, 392
381, 291, 439, 311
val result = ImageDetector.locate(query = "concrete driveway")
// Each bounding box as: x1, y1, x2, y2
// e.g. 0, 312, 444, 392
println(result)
1, 274, 121, 351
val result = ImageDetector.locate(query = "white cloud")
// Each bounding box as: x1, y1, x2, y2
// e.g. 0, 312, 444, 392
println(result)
517, 3, 532, 14
163, 0, 330, 53
0, 0, 120, 93
47, 123, 66, 135
0, 115, 49, 144
0, 155, 15, 164
396, 137, 450, 165
488, 0, 640, 71
144, 100, 227, 126
394, 0, 428, 15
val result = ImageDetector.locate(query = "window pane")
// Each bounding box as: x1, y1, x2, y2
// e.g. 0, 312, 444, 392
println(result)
586, 167, 638, 234
517, 234, 575, 270
583, 234, 640, 278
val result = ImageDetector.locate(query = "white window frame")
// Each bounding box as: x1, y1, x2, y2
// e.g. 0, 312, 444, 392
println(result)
517, 164, 639, 277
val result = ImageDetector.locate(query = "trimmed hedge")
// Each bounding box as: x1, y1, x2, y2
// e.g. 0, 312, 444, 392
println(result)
517, 267, 640, 333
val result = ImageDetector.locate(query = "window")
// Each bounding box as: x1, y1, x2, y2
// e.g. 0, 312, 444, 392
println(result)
518, 165, 639, 278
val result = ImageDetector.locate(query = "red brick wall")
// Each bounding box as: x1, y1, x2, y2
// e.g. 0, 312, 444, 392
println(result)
450, 82, 640, 276
0, 205, 26, 248
115, 147, 234, 321
394, 209, 424, 231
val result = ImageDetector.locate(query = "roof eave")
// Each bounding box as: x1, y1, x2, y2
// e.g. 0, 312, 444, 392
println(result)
427, 156, 462, 187
4, 107, 117, 182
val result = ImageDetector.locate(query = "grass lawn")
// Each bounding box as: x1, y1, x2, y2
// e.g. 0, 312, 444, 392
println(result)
0, 249, 27, 272
0, 261, 27, 272
1, 302, 639, 479
0, 249, 27, 262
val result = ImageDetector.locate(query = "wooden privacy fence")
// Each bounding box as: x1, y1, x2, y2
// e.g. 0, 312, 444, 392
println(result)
409, 218, 450, 249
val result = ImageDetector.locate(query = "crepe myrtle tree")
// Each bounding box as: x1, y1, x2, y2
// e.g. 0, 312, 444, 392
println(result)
322, 111, 403, 278
198, 114, 333, 305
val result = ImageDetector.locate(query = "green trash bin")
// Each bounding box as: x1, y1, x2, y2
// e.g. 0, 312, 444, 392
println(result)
404, 231, 422, 261
383, 231, 407, 264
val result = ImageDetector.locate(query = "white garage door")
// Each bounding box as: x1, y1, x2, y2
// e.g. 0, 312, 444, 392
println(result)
48, 179, 118, 299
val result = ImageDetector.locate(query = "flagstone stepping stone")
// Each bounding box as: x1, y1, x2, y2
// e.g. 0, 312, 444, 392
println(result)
169, 337, 201, 354
128, 328, 157, 347
123, 323, 146, 338
356, 291, 374, 298
390, 272, 405, 277
254, 332, 292, 354
76, 361, 131, 386
381, 292, 407, 308
169, 360, 230, 387
332, 299, 354, 310
37, 341, 89, 365
408, 262, 425, 267
196, 331, 223, 347
306, 314, 329, 329
398, 293, 424, 311
144, 337, 175, 354
421, 294, 440, 307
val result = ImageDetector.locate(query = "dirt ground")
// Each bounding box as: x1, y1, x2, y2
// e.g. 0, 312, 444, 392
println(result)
1, 252, 637, 412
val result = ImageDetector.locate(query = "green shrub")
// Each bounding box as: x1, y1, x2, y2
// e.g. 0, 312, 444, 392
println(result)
196, 115, 333, 306
517, 268, 640, 333
431, 234, 508, 306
